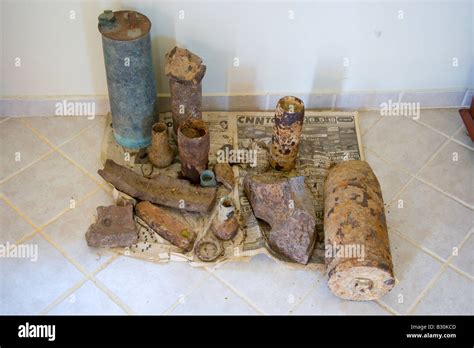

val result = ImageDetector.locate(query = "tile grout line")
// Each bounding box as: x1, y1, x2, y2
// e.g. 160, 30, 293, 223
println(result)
162, 271, 216, 315
407, 230, 473, 314
210, 271, 266, 315
287, 281, 320, 315
40, 277, 90, 315
0, 148, 56, 185
2, 186, 130, 315
389, 227, 449, 265
19, 117, 113, 193
365, 145, 473, 210
89, 276, 135, 315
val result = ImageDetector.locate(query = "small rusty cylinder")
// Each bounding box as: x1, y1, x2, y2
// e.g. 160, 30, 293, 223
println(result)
165, 47, 206, 133
324, 160, 395, 301
148, 122, 174, 168
177, 118, 210, 184
169, 79, 202, 133
269, 96, 305, 172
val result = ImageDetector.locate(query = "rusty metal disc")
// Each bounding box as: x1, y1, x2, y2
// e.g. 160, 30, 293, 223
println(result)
98, 10, 151, 41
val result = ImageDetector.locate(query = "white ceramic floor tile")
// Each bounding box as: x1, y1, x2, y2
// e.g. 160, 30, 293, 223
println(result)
0, 198, 35, 243
292, 274, 390, 315
450, 233, 473, 277
48, 280, 125, 315
42, 189, 115, 273
364, 116, 446, 174
0, 152, 99, 227
413, 268, 474, 315
0, 234, 84, 314
95, 257, 209, 314
386, 180, 472, 260
364, 149, 411, 203
214, 254, 318, 314
419, 141, 474, 206
23, 116, 95, 146
378, 232, 443, 314
0, 118, 51, 181
170, 275, 258, 315
453, 126, 474, 150
359, 110, 382, 135
416, 109, 463, 137
60, 116, 107, 183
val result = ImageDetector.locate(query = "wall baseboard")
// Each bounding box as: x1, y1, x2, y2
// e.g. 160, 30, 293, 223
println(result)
1, 89, 471, 117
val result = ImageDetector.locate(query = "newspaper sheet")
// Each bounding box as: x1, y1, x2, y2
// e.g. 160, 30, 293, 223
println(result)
100, 111, 364, 270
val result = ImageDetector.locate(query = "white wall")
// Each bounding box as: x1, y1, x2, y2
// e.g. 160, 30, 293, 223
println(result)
1, 0, 473, 97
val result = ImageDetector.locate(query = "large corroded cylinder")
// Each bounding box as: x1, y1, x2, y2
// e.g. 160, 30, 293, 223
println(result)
177, 118, 210, 184
269, 96, 305, 172
98, 10, 157, 148
324, 161, 395, 301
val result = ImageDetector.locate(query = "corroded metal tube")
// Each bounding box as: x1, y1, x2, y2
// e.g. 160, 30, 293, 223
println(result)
269, 96, 305, 172
170, 79, 202, 134
165, 47, 206, 134
98, 10, 157, 148
324, 160, 395, 301
177, 118, 210, 184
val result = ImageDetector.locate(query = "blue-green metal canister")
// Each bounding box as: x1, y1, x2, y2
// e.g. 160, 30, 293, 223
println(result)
98, 10, 157, 149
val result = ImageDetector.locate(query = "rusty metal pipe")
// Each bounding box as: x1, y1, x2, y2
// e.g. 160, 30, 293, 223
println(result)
170, 79, 202, 134
177, 118, 210, 184
269, 96, 305, 172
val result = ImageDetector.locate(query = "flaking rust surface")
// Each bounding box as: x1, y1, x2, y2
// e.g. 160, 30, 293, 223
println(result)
86, 204, 138, 247
244, 172, 316, 264
98, 159, 216, 213
135, 201, 196, 252
324, 160, 395, 301
214, 162, 235, 190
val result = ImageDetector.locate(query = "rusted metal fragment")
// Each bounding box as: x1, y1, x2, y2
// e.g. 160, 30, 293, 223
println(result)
211, 197, 239, 241
269, 96, 305, 172
165, 46, 206, 84
324, 160, 395, 301
195, 234, 223, 262
243, 173, 316, 264
148, 122, 174, 168
177, 118, 210, 184
85, 205, 137, 248
214, 162, 235, 190
98, 159, 216, 213
135, 201, 196, 252
165, 47, 206, 133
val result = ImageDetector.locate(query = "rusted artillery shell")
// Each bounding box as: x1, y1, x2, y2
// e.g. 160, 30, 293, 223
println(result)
136, 201, 196, 252
269, 96, 305, 172
98, 159, 216, 213
244, 173, 316, 264
177, 118, 210, 184
85, 205, 137, 248
148, 122, 174, 168
324, 160, 395, 301
165, 46, 206, 133
211, 197, 239, 241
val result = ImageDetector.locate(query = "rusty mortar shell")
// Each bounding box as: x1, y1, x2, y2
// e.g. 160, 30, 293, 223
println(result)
148, 122, 174, 168
211, 197, 239, 241
269, 96, 305, 172
170, 79, 203, 134
177, 118, 210, 184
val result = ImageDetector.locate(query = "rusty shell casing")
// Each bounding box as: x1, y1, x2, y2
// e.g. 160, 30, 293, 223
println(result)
269, 96, 305, 172
170, 79, 202, 134
148, 122, 174, 168
324, 160, 395, 301
177, 118, 210, 184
